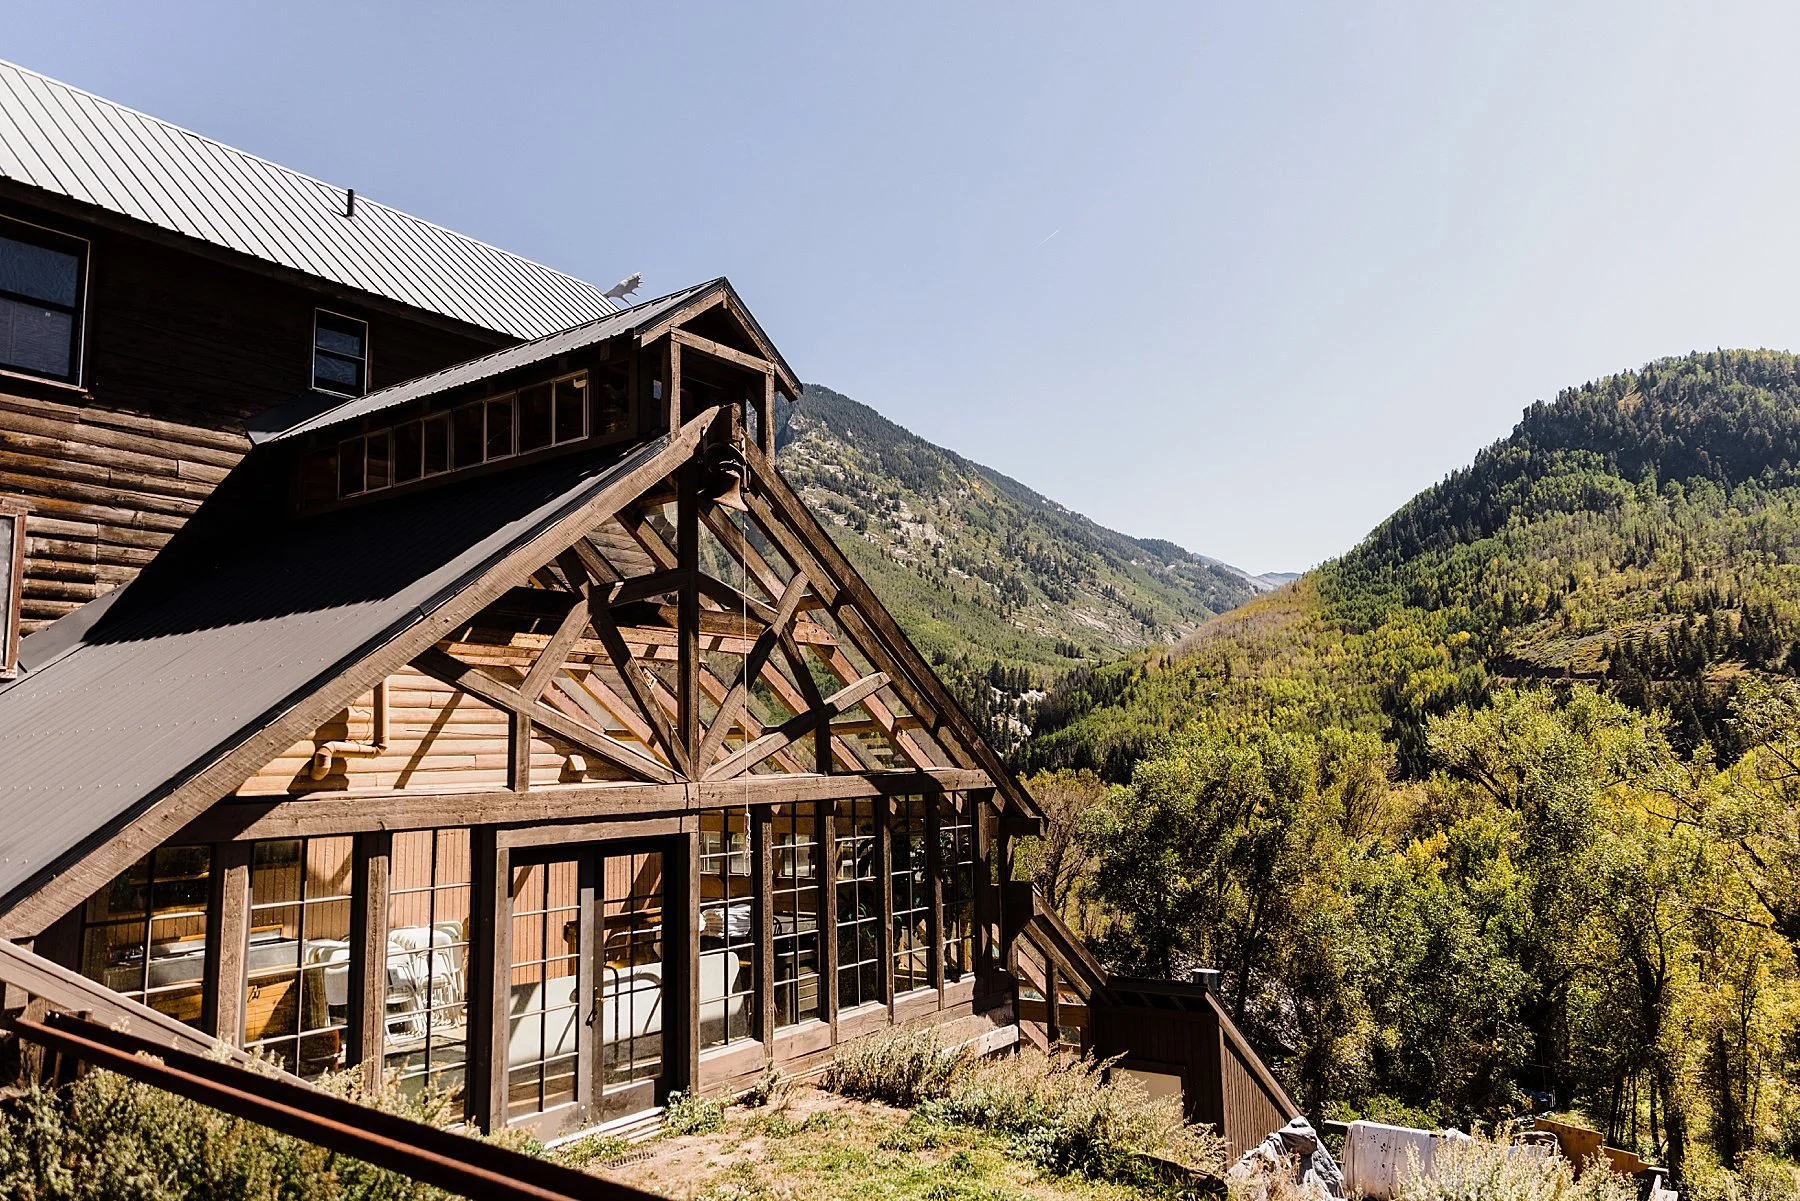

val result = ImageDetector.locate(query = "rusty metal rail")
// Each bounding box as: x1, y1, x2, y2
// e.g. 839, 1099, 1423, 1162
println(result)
10, 1009, 654, 1201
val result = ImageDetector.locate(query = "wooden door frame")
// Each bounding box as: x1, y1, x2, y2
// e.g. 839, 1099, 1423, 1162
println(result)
501, 835, 679, 1137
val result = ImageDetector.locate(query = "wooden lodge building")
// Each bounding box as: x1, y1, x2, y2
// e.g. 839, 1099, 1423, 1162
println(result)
0, 59, 1296, 1157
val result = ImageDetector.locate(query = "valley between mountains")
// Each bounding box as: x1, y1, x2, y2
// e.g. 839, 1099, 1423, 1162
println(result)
790, 351, 1800, 1184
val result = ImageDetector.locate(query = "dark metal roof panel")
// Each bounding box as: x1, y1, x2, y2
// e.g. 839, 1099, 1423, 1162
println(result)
271, 280, 721, 442
0, 437, 667, 904
0, 59, 618, 339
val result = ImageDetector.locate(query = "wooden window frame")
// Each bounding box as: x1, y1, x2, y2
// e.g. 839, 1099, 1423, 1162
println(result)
328, 372, 598, 503
312, 309, 370, 399
77, 845, 214, 1027
0, 501, 22, 678
0, 214, 88, 387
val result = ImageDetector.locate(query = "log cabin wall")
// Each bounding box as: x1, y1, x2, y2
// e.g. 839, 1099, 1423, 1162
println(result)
0, 189, 511, 635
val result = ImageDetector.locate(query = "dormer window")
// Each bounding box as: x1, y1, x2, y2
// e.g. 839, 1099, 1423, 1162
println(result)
0, 219, 85, 384
312, 310, 368, 397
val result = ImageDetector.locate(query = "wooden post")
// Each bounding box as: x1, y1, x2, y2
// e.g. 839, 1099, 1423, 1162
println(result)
206, 841, 252, 1044
508, 712, 531, 791
970, 793, 996, 1003
753, 805, 775, 1049
677, 830, 701, 1089
349, 831, 392, 1090
469, 828, 509, 1132
1044, 961, 1061, 1049
927, 797, 945, 1002
667, 339, 683, 433
576, 855, 597, 1122
758, 372, 776, 460
676, 459, 700, 772
819, 802, 839, 1039
877, 798, 894, 1014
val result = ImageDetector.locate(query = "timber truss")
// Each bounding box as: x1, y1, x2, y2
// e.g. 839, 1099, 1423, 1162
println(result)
0, 401, 1035, 937
405, 401, 1013, 800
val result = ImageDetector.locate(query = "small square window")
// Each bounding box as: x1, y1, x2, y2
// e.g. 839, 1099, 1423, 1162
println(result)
451, 404, 483, 469
486, 396, 515, 460
554, 375, 586, 444
393, 422, 423, 484
423, 416, 450, 476
518, 384, 553, 452
592, 362, 630, 439
0, 220, 85, 384
313, 311, 368, 397
365, 430, 392, 491
338, 436, 366, 495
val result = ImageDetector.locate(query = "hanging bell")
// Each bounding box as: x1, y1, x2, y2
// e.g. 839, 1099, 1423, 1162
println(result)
705, 440, 750, 511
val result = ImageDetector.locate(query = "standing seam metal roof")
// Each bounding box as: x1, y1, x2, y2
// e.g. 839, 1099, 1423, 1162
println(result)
0, 436, 669, 907
0, 59, 618, 339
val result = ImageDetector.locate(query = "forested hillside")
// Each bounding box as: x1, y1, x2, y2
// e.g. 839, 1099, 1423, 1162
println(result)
777, 384, 1260, 747
1017, 350, 1800, 1188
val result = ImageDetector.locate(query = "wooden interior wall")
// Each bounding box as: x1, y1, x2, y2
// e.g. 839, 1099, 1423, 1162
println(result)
0, 193, 509, 634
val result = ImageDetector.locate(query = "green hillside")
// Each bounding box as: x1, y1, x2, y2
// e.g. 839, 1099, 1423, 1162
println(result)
777, 384, 1260, 746
1018, 350, 1800, 1183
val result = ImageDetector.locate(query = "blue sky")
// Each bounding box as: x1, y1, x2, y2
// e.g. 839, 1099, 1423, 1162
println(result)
6, 2, 1800, 573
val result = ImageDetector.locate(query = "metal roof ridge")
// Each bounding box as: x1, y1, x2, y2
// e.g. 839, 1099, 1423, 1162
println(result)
0, 58, 616, 316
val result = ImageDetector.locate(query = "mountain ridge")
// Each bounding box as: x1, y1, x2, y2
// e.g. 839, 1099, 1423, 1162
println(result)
775, 383, 1263, 745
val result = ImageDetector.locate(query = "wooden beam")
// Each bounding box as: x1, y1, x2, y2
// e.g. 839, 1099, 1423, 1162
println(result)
671, 327, 774, 377
208, 840, 252, 1046
349, 831, 391, 1090
667, 338, 683, 434
508, 710, 532, 791
586, 593, 687, 774
176, 768, 995, 843
779, 636, 840, 774
633, 286, 728, 350
759, 371, 776, 460
677, 458, 701, 768
605, 568, 687, 607
818, 802, 839, 1036
517, 592, 590, 704
928, 798, 945, 1000
706, 673, 890, 781
678, 830, 702, 1089
721, 289, 803, 400
695, 572, 808, 771
694, 572, 778, 624
8, 1010, 655, 1201
740, 442, 1040, 821
412, 646, 676, 784
810, 643, 934, 769
699, 502, 786, 599
878, 798, 894, 1012
753, 805, 775, 1048
470, 828, 508, 1132
0, 411, 720, 939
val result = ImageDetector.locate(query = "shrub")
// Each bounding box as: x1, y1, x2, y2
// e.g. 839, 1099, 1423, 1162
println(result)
820, 1025, 969, 1108
0, 1064, 458, 1201
663, 1090, 726, 1136
1395, 1130, 1638, 1201
821, 1026, 1224, 1186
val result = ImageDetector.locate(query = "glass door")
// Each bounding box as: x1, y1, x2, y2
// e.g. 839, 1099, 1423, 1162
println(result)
506, 842, 668, 1134
595, 847, 666, 1122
